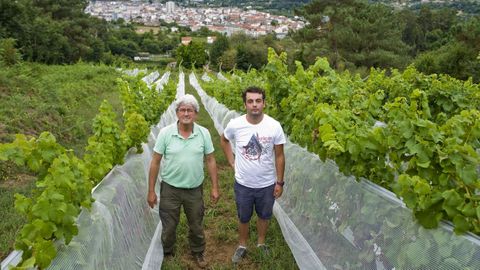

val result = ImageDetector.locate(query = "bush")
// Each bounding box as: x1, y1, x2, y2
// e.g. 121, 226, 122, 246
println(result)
0, 38, 21, 66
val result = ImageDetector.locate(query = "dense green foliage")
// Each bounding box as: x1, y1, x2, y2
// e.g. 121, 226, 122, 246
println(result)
0, 65, 123, 261
0, 63, 122, 151
0, 69, 176, 268
292, 0, 480, 82
294, 0, 410, 70
180, 0, 480, 83
408, 0, 480, 15
0, 0, 178, 64
198, 52, 480, 267
2, 0, 479, 81
176, 41, 207, 68
0, 38, 21, 66
412, 15, 480, 82
1, 133, 94, 269
199, 48, 480, 236
0, 0, 478, 266
208, 34, 230, 69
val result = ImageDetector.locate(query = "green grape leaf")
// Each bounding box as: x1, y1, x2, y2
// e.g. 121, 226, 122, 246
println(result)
457, 164, 477, 186
14, 194, 32, 215
461, 202, 476, 217
415, 208, 442, 228
31, 199, 51, 221
453, 215, 471, 234
13, 257, 36, 270
319, 124, 335, 142
33, 239, 57, 269
26, 156, 42, 172
31, 219, 57, 239
442, 190, 463, 206
414, 179, 431, 195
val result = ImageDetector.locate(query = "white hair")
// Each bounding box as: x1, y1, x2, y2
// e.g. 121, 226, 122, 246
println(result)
175, 94, 200, 112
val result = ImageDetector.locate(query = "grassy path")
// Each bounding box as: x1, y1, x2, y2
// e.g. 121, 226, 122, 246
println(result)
160, 76, 299, 270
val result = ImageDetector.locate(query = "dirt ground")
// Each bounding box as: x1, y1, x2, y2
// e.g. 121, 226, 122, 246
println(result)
173, 229, 258, 270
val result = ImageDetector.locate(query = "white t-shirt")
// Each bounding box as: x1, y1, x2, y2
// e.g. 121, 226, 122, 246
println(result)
223, 114, 286, 188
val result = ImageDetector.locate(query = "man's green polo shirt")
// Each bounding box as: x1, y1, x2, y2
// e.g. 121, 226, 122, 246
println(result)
153, 122, 214, 188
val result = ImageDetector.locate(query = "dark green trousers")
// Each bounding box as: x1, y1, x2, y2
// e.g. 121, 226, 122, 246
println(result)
159, 181, 205, 254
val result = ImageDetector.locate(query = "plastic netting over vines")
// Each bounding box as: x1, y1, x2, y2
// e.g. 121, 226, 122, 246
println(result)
190, 72, 480, 270
46, 105, 178, 270
37, 107, 176, 269
4, 70, 479, 270
45, 74, 183, 269
1, 71, 180, 270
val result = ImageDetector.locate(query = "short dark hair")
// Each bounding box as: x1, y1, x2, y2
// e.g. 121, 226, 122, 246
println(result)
242, 86, 265, 103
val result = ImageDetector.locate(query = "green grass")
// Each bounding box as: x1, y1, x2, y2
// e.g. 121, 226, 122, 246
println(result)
0, 62, 123, 154
0, 62, 123, 261
0, 177, 35, 260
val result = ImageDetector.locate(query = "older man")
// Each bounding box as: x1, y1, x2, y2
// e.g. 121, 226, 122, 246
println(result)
147, 94, 219, 268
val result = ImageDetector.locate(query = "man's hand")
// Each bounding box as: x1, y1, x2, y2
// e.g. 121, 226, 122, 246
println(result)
147, 153, 162, 208
273, 185, 283, 199
147, 191, 158, 208
220, 135, 235, 169
210, 187, 220, 204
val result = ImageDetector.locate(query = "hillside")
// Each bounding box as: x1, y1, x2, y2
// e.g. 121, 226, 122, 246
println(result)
370, 0, 480, 14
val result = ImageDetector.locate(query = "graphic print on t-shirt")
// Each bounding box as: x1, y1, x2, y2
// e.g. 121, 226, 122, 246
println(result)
242, 133, 263, 160
241, 133, 275, 161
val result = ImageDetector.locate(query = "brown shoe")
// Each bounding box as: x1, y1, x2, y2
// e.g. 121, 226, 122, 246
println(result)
193, 252, 207, 268
164, 251, 175, 260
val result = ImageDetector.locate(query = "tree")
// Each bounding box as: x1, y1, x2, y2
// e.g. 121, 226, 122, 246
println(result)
0, 0, 36, 46
293, 0, 411, 70
142, 36, 161, 54
229, 32, 249, 48
209, 34, 229, 68
0, 38, 22, 66
197, 26, 212, 36
176, 41, 206, 68
157, 34, 178, 54
236, 43, 267, 70
219, 49, 237, 71
398, 9, 425, 55
414, 17, 480, 82
32, 0, 88, 20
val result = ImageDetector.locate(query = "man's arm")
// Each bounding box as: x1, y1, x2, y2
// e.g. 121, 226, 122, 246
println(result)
206, 153, 220, 203
220, 134, 235, 169
273, 144, 285, 198
147, 152, 162, 208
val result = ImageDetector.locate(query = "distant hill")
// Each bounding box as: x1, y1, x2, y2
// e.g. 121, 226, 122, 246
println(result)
369, 0, 480, 15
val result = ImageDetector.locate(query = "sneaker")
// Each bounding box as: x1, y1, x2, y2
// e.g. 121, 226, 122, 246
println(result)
193, 252, 207, 268
257, 244, 270, 255
232, 246, 247, 263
